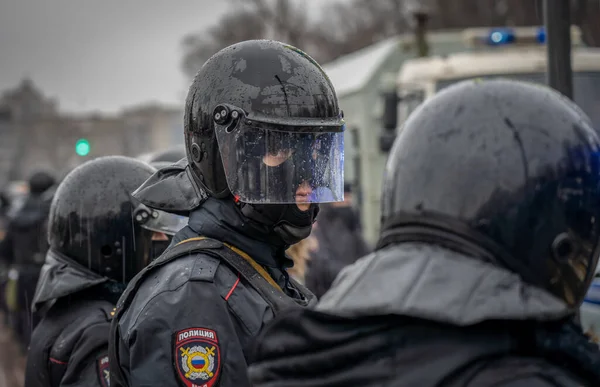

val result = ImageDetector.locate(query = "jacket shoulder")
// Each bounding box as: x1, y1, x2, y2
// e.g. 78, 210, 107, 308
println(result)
116, 252, 233, 332
130, 251, 223, 299
49, 299, 114, 363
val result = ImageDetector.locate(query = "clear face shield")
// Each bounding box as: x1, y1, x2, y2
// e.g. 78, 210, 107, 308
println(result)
133, 203, 188, 259
212, 104, 345, 204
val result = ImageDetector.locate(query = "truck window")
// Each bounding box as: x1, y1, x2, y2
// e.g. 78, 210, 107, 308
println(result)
399, 90, 425, 124
435, 72, 600, 129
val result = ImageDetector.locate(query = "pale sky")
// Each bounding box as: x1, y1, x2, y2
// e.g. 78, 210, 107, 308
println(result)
0, 0, 342, 114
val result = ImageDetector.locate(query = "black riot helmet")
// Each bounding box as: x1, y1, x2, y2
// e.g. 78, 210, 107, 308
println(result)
379, 79, 600, 309
184, 40, 345, 245
48, 156, 184, 284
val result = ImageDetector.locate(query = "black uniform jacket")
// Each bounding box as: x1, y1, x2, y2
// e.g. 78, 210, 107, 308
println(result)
0, 193, 52, 266
109, 197, 316, 387
249, 243, 600, 387
25, 249, 114, 387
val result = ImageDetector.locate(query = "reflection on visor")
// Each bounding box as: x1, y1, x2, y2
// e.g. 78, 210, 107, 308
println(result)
216, 124, 344, 204
134, 204, 188, 236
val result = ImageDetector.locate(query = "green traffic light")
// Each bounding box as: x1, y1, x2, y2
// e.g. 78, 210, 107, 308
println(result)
75, 139, 90, 156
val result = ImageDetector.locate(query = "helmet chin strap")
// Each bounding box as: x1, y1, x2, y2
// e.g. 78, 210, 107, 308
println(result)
238, 200, 319, 246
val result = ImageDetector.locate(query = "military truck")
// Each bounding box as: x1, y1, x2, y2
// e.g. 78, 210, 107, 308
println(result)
396, 26, 600, 128
363, 26, 600, 245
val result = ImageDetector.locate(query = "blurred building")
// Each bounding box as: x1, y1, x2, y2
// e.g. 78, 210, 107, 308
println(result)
0, 79, 183, 186
121, 103, 183, 156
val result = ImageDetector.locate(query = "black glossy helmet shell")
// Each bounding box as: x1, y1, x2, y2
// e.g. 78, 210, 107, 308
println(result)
184, 39, 342, 198
381, 79, 600, 308
48, 156, 156, 283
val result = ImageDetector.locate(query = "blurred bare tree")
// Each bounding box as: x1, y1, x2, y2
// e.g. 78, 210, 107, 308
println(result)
181, 0, 310, 77
181, 0, 409, 77
181, 0, 600, 78
181, 6, 267, 78
308, 0, 408, 62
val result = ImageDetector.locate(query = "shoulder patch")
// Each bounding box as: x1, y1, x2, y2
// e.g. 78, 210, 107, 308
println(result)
96, 355, 110, 387
174, 328, 221, 387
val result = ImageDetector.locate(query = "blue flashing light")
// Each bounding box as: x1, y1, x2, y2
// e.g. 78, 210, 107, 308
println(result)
486, 28, 515, 46
536, 27, 546, 44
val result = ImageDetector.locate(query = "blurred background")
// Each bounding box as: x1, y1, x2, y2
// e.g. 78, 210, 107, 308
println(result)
2, 0, 600, 243
2, 0, 600, 384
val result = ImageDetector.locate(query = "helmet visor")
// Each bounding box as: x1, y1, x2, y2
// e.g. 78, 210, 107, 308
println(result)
215, 123, 344, 204
133, 204, 188, 236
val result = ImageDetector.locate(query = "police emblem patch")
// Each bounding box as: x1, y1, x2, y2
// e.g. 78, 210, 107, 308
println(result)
174, 328, 221, 387
96, 355, 110, 387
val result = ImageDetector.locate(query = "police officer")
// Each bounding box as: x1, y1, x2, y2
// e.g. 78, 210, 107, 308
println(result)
0, 170, 55, 348
0, 190, 10, 235
247, 79, 600, 386
109, 39, 345, 387
25, 156, 183, 387
0, 190, 9, 322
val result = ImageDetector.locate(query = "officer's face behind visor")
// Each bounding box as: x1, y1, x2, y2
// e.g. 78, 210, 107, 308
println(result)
214, 106, 345, 207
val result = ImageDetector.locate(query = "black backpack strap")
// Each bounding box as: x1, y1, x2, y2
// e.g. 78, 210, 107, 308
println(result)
207, 241, 300, 313
172, 237, 301, 313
